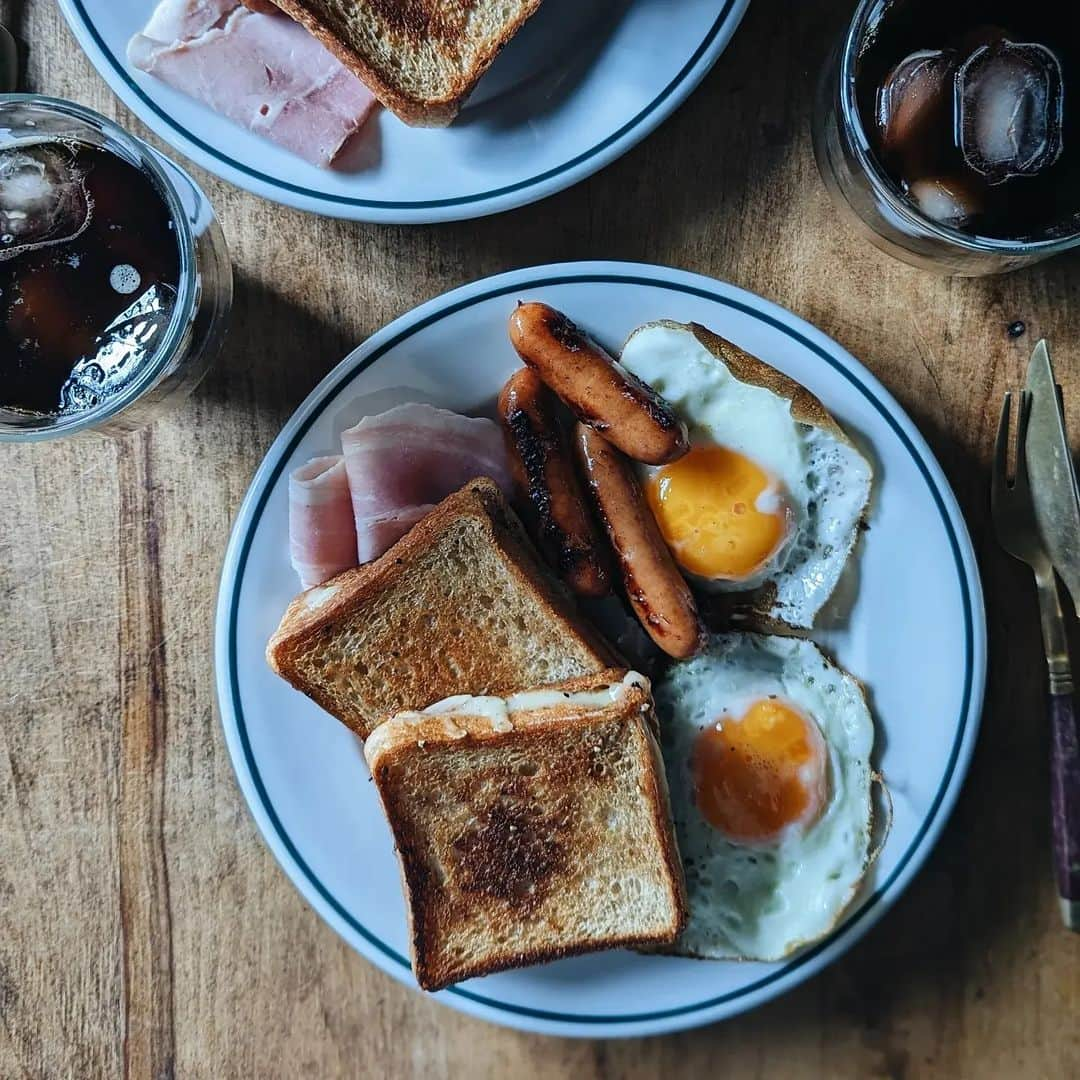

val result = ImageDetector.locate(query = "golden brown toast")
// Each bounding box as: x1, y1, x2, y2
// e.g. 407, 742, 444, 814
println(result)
267, 0, 543, 125
365, 670, 688, 991
266, 478, 616, 740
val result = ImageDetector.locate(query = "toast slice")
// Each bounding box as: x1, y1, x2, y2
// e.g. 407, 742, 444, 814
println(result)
268, 0, 543, 126
267, 478, 616, 740
365, 670, 687, 991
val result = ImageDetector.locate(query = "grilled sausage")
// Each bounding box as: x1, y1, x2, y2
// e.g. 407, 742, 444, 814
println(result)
498, 369, 612, 597
575, 423, 703, 659
508, 302, 688, 466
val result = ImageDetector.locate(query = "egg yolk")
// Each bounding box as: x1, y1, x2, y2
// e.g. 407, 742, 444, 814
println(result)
645, 446, 789, 581
692, 698, 828, 845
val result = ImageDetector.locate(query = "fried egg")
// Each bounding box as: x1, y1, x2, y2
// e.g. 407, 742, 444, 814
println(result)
656, 633, 877, 960
620, 322, 872, 628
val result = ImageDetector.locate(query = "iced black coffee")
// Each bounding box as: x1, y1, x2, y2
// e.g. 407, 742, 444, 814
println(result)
0, 97, 231, 440
855, 1, 1080, 238
1, 140, 180, 416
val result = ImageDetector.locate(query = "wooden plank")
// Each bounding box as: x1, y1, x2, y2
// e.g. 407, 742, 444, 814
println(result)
1, 0, 1078, 1076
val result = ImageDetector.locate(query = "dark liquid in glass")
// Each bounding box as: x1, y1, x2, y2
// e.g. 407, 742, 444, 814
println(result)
0, 142, 180, 416
855, 0, 1080, 239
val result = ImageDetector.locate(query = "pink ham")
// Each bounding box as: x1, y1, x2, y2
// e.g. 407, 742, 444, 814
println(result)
341, 404, 513, 563
289, 455, 358, 588
127, 0, 377, 168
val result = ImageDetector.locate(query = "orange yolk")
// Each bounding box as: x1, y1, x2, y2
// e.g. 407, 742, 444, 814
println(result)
645, 446, 789, 581
692, 698, 828, 845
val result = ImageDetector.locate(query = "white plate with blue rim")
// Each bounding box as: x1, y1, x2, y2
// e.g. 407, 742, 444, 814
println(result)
58, 0, 750, 224
215, 261, 986, 1037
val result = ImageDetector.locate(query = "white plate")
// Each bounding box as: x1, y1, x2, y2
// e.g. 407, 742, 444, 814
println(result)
58, 0, 749, 224
215, 262, 986, 1037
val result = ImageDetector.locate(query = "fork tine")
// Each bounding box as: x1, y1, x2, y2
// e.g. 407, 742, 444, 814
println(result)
992, 392, 1013, 510
1014, 389, 1033, 492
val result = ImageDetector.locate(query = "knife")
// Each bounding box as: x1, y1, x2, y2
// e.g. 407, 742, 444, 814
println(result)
1025, 340, 1080, 613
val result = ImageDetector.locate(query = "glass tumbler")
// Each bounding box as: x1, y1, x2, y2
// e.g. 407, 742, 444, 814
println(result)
811, 0, 1080, 276
0, 95, 232, 440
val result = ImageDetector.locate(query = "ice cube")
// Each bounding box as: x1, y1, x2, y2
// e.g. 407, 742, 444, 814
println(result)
0, 143, 92, 261
59, 283, 176, 413
956, 40, 1064, 185
907, 176, 983, 229
877, 49, 958, 177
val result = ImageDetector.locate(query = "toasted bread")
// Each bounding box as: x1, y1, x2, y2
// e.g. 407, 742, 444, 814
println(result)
267, 478, 617, 739
365, 670, 687, 991
267, 0, 543, 126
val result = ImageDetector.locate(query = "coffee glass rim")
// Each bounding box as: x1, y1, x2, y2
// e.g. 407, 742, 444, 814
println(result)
0, 94, 198, 442
839, 0, 1080, 260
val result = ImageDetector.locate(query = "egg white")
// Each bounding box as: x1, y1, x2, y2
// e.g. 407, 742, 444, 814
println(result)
620, 323, 872, 627
656, 633, 877, 961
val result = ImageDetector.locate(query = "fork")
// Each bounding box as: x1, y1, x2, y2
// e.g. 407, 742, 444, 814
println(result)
993, 391, 1080, 930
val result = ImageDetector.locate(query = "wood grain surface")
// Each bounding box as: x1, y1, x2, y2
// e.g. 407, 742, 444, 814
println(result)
2, 1, 1079, 1076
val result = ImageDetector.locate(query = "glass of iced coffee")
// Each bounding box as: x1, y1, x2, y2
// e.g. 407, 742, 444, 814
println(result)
813, 0, 1080, 274
0, 96, 232, 439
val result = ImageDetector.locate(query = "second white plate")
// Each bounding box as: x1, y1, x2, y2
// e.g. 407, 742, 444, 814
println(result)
60, 0, 749, 222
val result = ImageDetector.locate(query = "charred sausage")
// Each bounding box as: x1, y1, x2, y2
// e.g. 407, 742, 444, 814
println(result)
575, 423, 703, 659
509, 302, 688, 466
498, 368, 612, 597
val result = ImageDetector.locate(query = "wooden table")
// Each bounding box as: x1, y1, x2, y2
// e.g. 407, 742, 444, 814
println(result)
3, 1, 1079, 1076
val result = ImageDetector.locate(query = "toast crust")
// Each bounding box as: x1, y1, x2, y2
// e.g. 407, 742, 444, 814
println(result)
363, 668, 646, 761
268, 0, 543, 126
368, 671, 688, 991
266, 478, 617, 739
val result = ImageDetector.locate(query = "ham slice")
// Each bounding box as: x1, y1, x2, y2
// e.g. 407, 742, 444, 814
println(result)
341, 404, 513, 563
127, 0, 377, 168
289, 455, 358, 588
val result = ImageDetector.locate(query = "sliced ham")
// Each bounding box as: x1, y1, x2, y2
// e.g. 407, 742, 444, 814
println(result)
289, 455, 358, 588
127, 0, 377, 168
341, 404, 513, 563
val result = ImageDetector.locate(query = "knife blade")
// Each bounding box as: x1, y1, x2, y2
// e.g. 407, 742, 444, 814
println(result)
1025, 339, 1080, 611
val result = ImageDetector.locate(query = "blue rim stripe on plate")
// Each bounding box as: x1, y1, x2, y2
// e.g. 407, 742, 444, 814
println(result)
68, 0, 736, 210
224, 271, 978, 1024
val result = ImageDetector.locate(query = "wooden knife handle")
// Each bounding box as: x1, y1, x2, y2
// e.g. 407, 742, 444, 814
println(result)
1050, 689, 1080, 928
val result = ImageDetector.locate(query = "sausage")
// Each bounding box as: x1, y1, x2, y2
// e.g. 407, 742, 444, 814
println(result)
508, 302, 689, 466
498, 369, 612, 598
241, 0, 282, 13
575, 423, 703, 659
